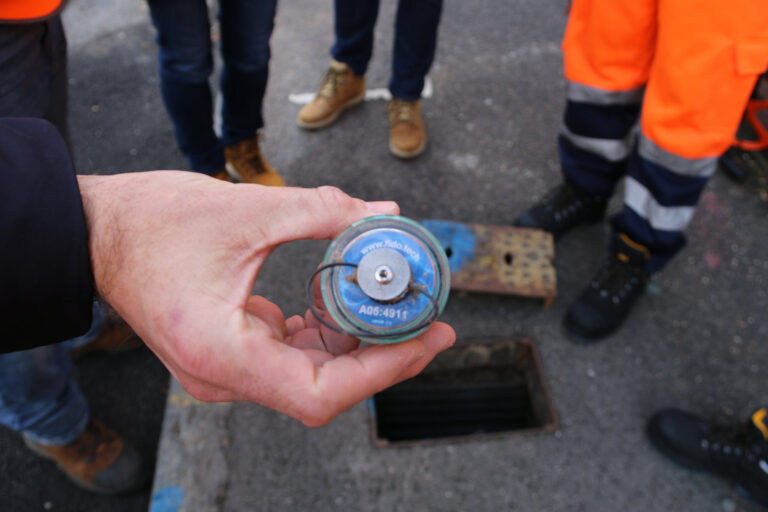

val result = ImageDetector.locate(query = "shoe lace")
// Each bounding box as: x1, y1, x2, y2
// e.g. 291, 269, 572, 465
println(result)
543, 184, 591, 217
590, 258, 645, 305
390, 99, 417, 125
702, 423, 767, 464
231, 137, 268, 176
319, 67, 346, 98
74, 421, 114, 463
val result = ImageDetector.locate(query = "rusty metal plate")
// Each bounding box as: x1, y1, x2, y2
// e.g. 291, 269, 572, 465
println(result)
421, 220, 556, 302
369, 337, 559, 447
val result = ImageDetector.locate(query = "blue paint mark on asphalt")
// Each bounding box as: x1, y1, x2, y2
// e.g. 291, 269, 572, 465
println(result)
421, 220, 476, 273
150, 486, 185, 512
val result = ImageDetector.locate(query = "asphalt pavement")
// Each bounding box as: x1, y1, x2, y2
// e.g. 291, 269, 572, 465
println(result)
1, 0, 767, 511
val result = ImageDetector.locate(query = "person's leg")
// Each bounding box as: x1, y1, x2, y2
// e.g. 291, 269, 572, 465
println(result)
0, 341, 148, 493
216, 0, 283, 186
562, 0, 768, 341
331, 0, 380, 75
218, 0, 277, 146
386, 0, 442, 159
0, 16, 69, 146
388, 0, 442, 100
63, 300, 106, 352
611, 0, 768, 273
0, 344, 89, 445
513, 0, 655, 237
296, 0, 371, 130
41, 16, 69, 148
558, 0, 655, 198
146, 0, 223, 174
0, 307, 147, 493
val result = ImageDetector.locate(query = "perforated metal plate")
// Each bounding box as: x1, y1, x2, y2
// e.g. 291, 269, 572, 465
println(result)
421, 220, 556, 304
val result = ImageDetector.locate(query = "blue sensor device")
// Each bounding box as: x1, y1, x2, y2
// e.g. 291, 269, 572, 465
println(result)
319, 215, 450, 344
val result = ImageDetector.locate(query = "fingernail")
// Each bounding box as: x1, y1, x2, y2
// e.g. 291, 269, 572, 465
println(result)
365, 201, 398, 215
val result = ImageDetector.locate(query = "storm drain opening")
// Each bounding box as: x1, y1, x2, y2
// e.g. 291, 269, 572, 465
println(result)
370, 338, 557, 446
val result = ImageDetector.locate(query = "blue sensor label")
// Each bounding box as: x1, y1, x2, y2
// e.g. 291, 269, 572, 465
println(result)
357, 304, 409, 320
360, 238, 421, 262
335, 228, 437, 330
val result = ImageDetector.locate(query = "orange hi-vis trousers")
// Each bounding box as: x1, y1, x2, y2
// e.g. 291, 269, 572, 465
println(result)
559, 0, 768, 273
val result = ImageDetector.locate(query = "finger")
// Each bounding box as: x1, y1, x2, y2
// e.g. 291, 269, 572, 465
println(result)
385, 323, 456, 383
364, 201, 400, 215
173, 371, 246, 403
307, 271, 359, 355
285, 314, 306, 336
291, 323, 455, 426
303, 307, 359, 355
244, 295, 287, 340
262, 186, 400, 244
286, 327, 329, 351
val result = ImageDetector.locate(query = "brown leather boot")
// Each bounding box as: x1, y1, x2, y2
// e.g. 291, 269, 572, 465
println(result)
224, 134, 285, 186
24, 420, 148, 494
69, 306, 143, 360
389, 98, 426, 159
210, 168, 232, 182
297, 60, 366, 129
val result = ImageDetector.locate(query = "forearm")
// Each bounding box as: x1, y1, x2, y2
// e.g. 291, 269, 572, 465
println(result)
77, 174, 126, 302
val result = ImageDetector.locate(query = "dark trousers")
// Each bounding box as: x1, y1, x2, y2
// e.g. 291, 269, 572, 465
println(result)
0, 17, 69, 146
332, 0, 442, 100
147, 0, 277, 173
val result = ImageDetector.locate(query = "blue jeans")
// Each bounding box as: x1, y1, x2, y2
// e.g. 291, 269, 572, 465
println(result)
332, 0, 443, 100
147, 0, 278, 174
0, 302, 105, 445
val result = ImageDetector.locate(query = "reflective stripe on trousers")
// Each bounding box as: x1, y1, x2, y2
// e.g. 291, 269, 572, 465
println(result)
559, 0, 768, 273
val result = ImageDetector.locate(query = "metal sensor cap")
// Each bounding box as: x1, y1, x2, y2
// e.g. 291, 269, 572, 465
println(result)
356, 248, 411, 302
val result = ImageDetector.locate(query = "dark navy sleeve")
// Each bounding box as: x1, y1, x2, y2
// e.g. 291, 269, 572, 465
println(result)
0, 117, 94, 352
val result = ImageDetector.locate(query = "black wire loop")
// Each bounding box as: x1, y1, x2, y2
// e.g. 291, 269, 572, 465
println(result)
306, 261, 442, 340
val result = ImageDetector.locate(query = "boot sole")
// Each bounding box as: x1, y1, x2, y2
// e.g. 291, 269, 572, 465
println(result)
389, 134, 427, 160
561, 325, 609, 344
296, 91, 366, 130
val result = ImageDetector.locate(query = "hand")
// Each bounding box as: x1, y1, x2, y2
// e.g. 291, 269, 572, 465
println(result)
77, 172, 455, 426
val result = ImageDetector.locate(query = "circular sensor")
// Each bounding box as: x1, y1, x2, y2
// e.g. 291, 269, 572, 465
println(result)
319, 215, 450, 344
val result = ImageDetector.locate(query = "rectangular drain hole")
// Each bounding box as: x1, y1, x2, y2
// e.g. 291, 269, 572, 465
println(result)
370, 338, 557, 446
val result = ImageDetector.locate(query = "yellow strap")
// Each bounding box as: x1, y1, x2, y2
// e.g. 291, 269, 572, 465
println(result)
619, 233, 651, 260
752, 408, 768, 440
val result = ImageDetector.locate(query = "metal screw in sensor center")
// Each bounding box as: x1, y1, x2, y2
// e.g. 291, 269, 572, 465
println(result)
375, 265, 394, 284
357, 248, 411, 302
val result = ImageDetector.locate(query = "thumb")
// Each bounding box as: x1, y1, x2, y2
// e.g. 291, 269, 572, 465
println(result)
263, 186, 400, 244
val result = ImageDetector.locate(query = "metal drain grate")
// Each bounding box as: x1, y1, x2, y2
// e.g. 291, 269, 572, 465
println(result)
369, 338, 557, 446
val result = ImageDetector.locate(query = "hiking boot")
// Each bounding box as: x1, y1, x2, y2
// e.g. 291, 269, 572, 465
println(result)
69, 306, 143, 360
647, 408, 768, 507
563, 233, 649, 342
224, 134, 285, 186
513, 182, 608, 239
297, 60, 366, 130
389, 98, 426, 159
24, 419, 148, 494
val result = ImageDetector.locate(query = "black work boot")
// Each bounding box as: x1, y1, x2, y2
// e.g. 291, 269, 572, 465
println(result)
563, 233, 649, 342
646, 408, 768, 507
513, 182, 608, 239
